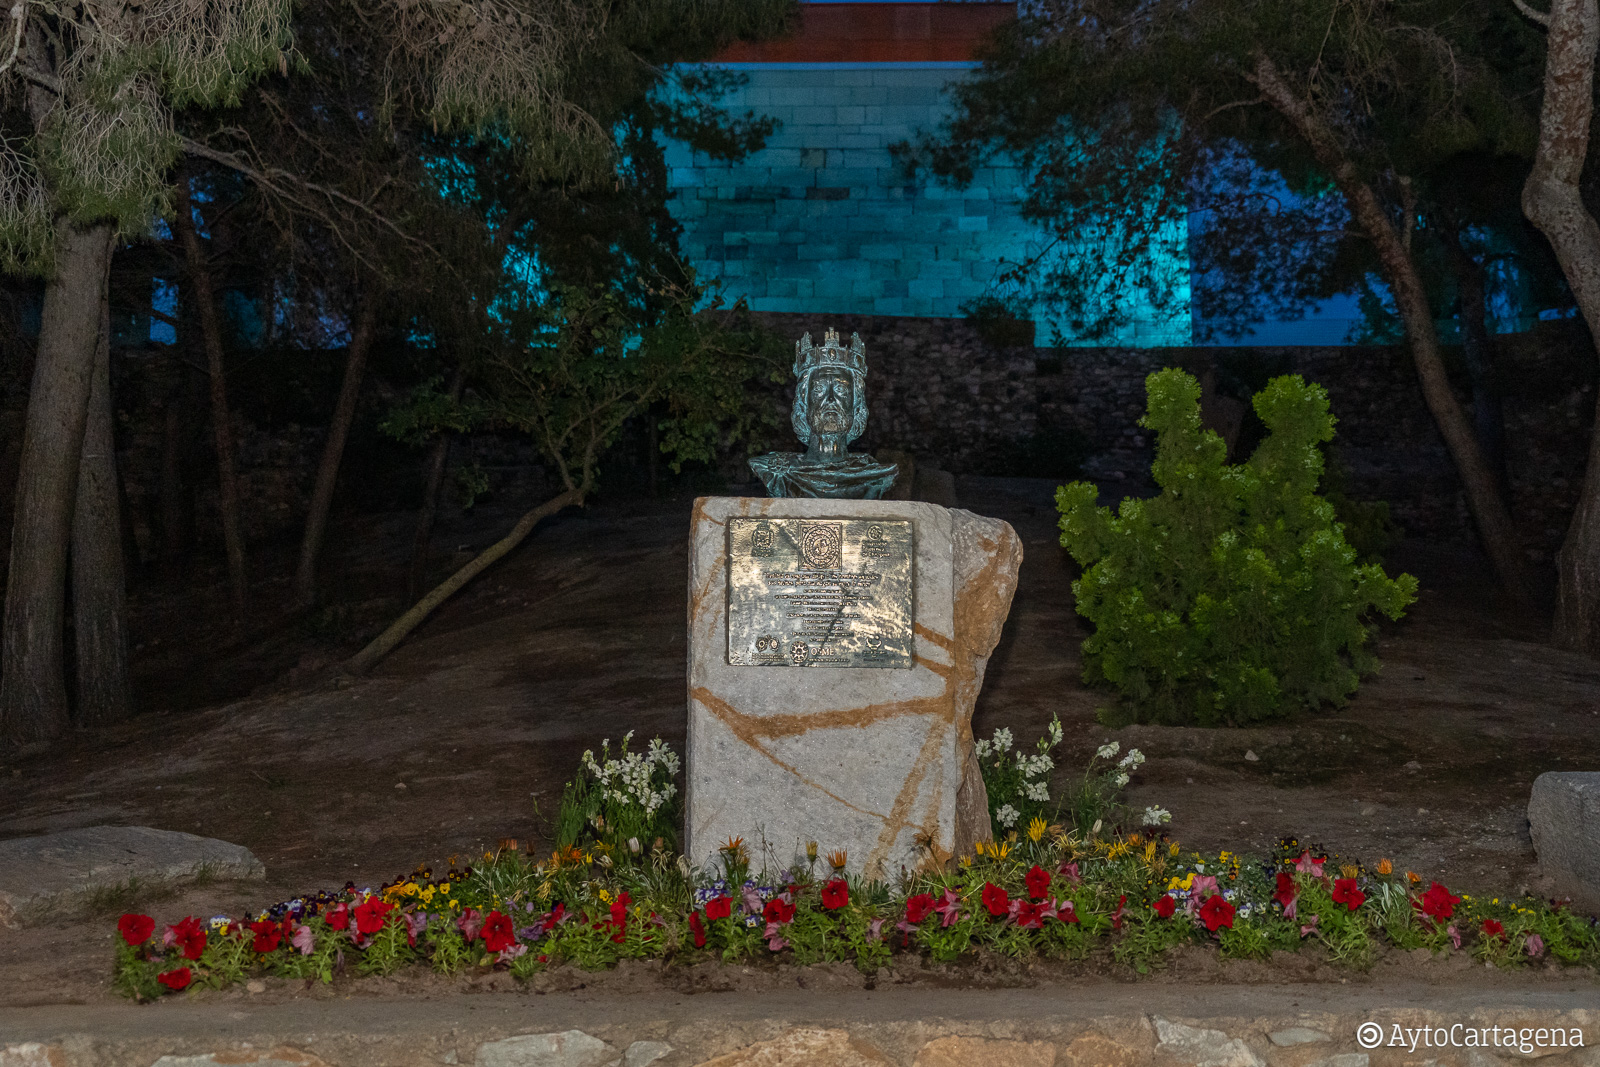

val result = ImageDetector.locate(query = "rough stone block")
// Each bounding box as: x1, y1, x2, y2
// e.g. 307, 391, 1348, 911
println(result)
693, 1029, 891, 1067
0, 825, 265, 927
476, 1031, 618, 1067
911, 1037, 1054, 1067
686, 497, 1021, 879
1529, 771, 1600, 912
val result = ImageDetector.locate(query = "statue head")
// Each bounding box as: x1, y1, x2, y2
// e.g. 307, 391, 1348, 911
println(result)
792, 328, 868, 460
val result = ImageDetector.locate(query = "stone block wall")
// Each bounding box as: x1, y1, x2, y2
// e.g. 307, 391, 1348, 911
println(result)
754, 312, 1596, 559
662, 65, 1190, 346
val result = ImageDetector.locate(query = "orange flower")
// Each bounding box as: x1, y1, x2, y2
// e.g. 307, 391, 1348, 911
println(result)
1376, 858, 1393, 876
1407, 870, 1422, 885
827, 850, 849, 872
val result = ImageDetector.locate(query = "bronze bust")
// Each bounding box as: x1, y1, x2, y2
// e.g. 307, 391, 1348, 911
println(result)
749, 329, 899, 499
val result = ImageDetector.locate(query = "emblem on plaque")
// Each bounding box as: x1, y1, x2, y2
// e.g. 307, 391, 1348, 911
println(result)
790, 641, 810, 665
751, 522, 775, 557
798, 523, 843, 569
860, 524, 890, 559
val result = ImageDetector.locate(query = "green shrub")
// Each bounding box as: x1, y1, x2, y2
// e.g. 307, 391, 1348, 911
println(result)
1056, 369, 1417, 726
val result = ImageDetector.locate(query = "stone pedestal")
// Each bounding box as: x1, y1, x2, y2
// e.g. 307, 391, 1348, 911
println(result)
685, 497, 1021, 881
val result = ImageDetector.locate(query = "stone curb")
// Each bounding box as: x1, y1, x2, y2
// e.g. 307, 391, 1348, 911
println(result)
3, 984, 1598, 1067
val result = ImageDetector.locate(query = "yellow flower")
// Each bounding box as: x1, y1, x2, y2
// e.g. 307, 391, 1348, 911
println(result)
1143, 840, 1159, 865
1027, 817, 1048, 843
1341, 864, 1359, 879
1169, 842, 1180, 856
598, 888, 613, 904
960, 854, 973, 868
1106, 840, 1131, 860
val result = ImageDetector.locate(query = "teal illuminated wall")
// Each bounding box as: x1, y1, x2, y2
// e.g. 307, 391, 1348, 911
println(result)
661, 63, 1193, 347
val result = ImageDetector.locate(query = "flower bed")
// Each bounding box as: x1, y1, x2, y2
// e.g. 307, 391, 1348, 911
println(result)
112, 830, 1600, 999
110, 734, 1600, 998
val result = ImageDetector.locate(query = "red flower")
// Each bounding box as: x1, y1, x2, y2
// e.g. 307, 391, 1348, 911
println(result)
904, 893, 936, 925
157, 967, 192, 991
689, 911, 707, 948
820, 879, 849, 910
118, 913, 155, 946
1273, 872, 1297, 911
1331, 878, 1365, 911
1011, 900, 1046, 929
762, 896, 796, 925
1152, 894, 1177, 919
704, 895, 732, 921
1198, 894, 1235, 932
1419, 882, 1460, 922
323, 902, 350, 931
168, 916, 207, 960
1482, 919, 1505, 938
607, 893, 631, 944
1111, 894, 1127, 931
1024, 864, 1051, 901
482, 910, 516, 953
354, 896, 393, 936
249, 920, 282, 953
981, 882, 1009, 918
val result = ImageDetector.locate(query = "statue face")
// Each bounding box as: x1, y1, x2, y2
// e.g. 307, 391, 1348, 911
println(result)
807, 368, 854, 438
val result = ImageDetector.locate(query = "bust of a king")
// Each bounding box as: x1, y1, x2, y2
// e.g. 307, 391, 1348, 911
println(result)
748, 328, 900, 499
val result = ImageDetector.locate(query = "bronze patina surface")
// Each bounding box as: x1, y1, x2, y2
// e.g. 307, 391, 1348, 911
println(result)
726, 517, 914, 668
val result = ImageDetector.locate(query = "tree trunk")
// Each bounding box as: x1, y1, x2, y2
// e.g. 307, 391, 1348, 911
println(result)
1251, 54, 1537, 611
159, 378, 192, 572
71, 288, 132, 727
174, 178, 248, 622
0, 220, 114, 749
407, 366, 465, 602
346, 487, 582, 675
1437, 212, 1511, 503
1519, 0, 1600, 652
293, 296, 378, 610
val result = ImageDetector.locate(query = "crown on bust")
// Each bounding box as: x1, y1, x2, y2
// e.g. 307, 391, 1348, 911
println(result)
794, 327, 868, 379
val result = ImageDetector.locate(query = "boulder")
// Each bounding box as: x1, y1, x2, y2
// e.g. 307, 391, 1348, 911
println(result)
685, 498, 1020, 879
0, 825, 264, 927
1528, 772, 1600, 913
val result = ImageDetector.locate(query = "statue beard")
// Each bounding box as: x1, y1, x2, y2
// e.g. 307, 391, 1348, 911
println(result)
813, 399, 849, 435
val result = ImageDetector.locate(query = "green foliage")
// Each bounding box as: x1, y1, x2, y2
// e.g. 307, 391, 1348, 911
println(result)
557, 731, 682, 853
974, 715, 1064, 835
1058, 369, 1417, 726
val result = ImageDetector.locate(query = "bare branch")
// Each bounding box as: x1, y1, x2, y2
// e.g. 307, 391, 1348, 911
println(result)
0, 1, 27, 79
1511, 0, 1552, 27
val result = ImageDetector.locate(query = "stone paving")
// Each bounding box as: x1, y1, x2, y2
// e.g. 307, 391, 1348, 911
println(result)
3, 983, 1598, 1067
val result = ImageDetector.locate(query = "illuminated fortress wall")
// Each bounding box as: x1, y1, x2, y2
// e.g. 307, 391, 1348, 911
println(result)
659, 4, 1192, 347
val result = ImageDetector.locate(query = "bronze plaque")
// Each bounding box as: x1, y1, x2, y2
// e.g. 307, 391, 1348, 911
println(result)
727, 518, 914, 668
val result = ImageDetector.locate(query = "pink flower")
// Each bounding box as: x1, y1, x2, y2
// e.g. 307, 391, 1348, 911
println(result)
934, 888, 963, 928
1043, 897, 1078, 924
867, 917, 887, 943
1447, 924, 1461, 950
1186, 875, 1218, 916
763, 924, 788, 951
456, 907, 483, 943
1294, 851, 1325, 877
1057, 861, 1081, 884
291, 924, 315, 955
1526, 933, 1546, 958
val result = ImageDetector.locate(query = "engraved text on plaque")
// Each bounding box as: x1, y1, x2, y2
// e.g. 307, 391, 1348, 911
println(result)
726, 517, 913, 668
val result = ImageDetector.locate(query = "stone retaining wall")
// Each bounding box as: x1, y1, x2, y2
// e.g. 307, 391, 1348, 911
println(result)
755, 312, 1597, 559
3, 984, 1596, 1067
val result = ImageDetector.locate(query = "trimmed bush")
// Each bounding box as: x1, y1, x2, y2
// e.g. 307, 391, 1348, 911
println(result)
1057, 369, 1417, 725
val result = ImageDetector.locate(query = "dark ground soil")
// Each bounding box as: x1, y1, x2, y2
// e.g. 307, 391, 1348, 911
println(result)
2, 475, 1598, 1006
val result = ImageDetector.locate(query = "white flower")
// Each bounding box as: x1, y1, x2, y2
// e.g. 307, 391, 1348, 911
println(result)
1114, 772, 1130, 788
1096, 741, 1120, 760
975, 738, 991, 758
1118, 748, 1146, 770
993, 728, 1014, 753
1024, 781, 1050, 802
995, 804, 1020, 828
1141, 806, 1172, 826
1046, 716, 1064, 745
